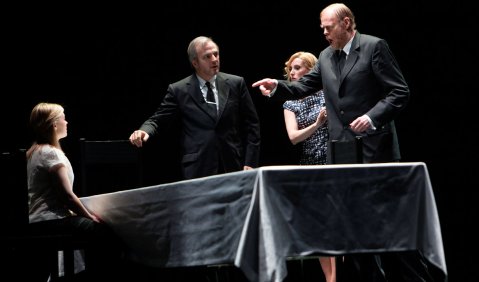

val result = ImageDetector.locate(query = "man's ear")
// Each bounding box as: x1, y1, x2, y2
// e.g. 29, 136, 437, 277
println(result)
191, 58, 198, 69
343, 17, 351, 29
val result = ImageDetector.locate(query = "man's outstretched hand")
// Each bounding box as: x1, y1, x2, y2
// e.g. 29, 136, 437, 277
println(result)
252, 78, 278, 96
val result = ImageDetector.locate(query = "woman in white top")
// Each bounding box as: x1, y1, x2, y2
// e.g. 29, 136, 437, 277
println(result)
28, 103, 98, 224
27, 102, 124, 281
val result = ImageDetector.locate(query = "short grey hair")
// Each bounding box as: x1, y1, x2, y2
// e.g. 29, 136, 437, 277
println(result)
187, 36, 218, 64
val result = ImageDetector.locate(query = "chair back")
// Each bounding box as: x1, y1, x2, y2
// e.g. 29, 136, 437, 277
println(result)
2, 149, 28, 236
79, 138, 143, 196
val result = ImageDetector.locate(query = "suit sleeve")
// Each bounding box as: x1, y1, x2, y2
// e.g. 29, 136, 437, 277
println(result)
139, 84, 179, 136
368, 39, 410, 127
275, 61, 323, 101
239, 78, 261, 167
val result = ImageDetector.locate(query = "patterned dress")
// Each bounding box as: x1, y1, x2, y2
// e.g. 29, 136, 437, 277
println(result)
283, 90, 329, 165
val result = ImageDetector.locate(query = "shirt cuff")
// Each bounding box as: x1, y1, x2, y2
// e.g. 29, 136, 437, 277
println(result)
364, 115, 376, 130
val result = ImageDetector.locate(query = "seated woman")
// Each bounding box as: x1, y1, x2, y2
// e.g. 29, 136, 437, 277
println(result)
27, 102, 128, 281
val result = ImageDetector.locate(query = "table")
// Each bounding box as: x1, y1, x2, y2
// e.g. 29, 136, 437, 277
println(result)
81, 162, 447, 282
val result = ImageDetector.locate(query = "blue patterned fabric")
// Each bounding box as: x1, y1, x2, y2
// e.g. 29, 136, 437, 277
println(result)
283, 91, 329, 165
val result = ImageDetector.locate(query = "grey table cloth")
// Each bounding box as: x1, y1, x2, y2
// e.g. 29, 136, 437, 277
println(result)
81, 162, 447, 282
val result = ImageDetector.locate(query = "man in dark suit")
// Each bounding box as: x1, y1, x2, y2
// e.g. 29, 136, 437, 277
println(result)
253, 3, 434, 282
130, 36, 260, 180
254, 3, 406, 164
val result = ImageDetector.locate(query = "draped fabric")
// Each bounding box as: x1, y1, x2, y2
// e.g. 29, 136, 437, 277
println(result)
81, 163, 447, 282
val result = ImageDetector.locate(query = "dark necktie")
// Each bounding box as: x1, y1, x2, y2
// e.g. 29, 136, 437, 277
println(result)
205, 81, 216, 104
336, 50, 346, 75
205, 81, 217, 117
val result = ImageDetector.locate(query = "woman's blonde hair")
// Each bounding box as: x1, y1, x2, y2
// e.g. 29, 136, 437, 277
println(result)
29, 102, 64, 149
283, 51, 318, 81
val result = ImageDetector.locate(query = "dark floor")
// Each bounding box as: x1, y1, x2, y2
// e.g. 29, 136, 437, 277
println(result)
117, 258, 326, 282
8, 250, 326, 282
9, 249, 446, 282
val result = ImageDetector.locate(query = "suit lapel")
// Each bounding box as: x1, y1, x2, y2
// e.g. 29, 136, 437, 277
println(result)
339, 32, 360, 83
339, 53, 357, 83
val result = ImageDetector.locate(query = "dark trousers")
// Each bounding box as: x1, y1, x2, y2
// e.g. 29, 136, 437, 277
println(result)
337, 251, 437, 282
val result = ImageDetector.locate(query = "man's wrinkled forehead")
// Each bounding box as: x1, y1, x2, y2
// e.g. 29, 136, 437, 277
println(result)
198, 43, 219, 58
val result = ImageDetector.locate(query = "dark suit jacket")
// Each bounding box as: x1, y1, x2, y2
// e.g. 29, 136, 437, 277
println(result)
276, 32, 409, 163
140, 72, 261, 179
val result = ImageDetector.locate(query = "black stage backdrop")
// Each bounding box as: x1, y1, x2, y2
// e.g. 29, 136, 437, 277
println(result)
3, 1, 475, 281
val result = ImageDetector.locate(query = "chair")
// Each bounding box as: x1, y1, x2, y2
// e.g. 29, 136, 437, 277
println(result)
79, 138, 143, 196
329, 136, 364, 164
3, 149, 28, 237
2, 148, 91, 281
